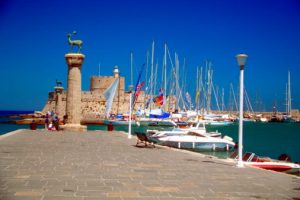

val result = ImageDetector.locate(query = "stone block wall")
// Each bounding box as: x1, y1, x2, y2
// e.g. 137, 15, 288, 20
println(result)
42, 75, 146, 119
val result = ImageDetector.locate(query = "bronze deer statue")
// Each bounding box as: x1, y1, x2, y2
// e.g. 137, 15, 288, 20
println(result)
67, 31, 83, 53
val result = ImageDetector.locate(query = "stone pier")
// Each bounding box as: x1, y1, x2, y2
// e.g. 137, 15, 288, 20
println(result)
0, 130, 299, 199
62, 53, 86, 132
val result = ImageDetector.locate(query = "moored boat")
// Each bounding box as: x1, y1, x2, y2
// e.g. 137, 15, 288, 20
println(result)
154, 132, 235, 151
137, 118, 176, 127
231, 152, 300, 175
147, 121, 222, 141
245, 162, 300, 174
103, 119, 138, 126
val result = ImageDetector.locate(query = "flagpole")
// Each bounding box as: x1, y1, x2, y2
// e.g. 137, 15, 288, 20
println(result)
128, 90, 132, 139
164, 43, 167, 111
128, 52, 133, 139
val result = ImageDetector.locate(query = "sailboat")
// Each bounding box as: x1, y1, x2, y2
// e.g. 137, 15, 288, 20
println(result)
102, 77, 137, 126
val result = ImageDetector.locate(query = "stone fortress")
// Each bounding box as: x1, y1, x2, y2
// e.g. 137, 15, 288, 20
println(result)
42, 66, 145, 120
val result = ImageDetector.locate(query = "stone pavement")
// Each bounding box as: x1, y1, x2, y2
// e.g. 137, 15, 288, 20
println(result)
0, 129, 299, 200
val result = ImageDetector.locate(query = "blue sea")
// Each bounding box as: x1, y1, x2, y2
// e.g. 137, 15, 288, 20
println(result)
1, 110, 299, 162
0, 110, 35, 134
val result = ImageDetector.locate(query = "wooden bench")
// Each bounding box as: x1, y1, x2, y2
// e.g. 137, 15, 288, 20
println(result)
135, 132, 155, 148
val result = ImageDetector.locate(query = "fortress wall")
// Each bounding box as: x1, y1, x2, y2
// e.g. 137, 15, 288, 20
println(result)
41, 89, 179, 119
42, 74, 150, 119
90, 76, 125, 94
42, 87, 174, 119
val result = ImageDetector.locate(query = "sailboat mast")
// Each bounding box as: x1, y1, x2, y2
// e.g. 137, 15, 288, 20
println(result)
244, 89, 254, 113
150, 41, 155, 110
175, 53, 180, 110
144, 51, 149, 111
285, 83, 288, 115
164, 43, 167, 111
212, 82, 220, 111
230, 83, 238, 111
128, 52, 133, 137
199, 67, 203, 113
206, 63, 212, 113
154, 61, 158, 97
130, 51, 133, 87
196, 66, 199, 111
221, 88, 225, 111
288, 70, 292, 116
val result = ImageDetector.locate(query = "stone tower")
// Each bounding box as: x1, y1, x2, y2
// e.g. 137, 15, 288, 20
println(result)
62, 53, 86, 131
113, 65, 119, 78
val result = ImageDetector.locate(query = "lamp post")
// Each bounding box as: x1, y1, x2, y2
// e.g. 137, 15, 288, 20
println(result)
236, 54, 248, 168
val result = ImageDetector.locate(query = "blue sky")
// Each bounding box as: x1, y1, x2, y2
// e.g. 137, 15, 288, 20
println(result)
0, 0, 299, 112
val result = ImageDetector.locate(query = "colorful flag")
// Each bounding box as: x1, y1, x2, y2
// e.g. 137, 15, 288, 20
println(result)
153, 89, 164, 107
135, 81, 144, 97
132, 63, 145, 105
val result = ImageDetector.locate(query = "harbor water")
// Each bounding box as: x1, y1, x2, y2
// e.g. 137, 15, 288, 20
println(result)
1, 110, 299, 162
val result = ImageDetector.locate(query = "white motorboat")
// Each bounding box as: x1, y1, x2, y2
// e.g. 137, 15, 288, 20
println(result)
155, 132, 235, 151
103, 119, 138, 126
205, 120, 234, 126
147, 121, 221, 141
179, 121, 222, 137
137, 118, 177, 127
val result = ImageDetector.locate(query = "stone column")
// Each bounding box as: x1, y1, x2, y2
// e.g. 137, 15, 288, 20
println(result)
62, 53, 87, 132
54, 86, 64, 118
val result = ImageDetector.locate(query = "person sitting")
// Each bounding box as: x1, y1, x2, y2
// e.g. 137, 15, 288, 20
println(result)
48, 122, 56, 131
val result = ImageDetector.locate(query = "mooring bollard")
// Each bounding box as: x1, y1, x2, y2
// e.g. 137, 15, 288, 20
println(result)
107, 122, 114, 131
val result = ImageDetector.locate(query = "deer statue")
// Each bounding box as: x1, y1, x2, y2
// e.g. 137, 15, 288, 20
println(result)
67, 31, 83, 53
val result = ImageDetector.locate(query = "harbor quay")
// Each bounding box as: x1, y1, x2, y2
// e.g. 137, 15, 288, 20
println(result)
0, 130, 299, 200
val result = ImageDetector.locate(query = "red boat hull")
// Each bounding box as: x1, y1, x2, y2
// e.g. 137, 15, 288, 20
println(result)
245, 162, 300, 174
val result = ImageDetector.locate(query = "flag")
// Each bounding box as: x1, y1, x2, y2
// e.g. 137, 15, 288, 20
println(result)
135, 81, 144, 97
132, 63, 145, 105
153, 89, 164, 107
132, 81, 144, 106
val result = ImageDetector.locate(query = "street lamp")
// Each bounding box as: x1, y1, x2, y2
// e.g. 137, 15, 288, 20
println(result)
236, 53, 248, 168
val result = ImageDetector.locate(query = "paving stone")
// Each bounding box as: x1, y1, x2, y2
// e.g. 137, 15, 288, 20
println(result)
0, 130, 299, 200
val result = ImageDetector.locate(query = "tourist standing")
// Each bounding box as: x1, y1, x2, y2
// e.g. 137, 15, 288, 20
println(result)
44, 113, 49, 130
